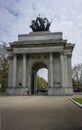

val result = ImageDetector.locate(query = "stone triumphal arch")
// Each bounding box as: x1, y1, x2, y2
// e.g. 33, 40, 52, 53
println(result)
7, 31, 75, 95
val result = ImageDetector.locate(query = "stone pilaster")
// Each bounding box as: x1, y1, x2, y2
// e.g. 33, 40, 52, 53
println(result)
8, 55, 13, 87
13, 54, 17, 87
64, 55, 68, 87
28, 66, 31, 95
22, 54, 26, 87
60, 53, 65, 87
67, 55, 72, 87
48, 53, 53, 87
34, 71, 37, 94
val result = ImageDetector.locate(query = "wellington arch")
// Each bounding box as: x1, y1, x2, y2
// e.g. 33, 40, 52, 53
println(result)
7, 31, 75, 95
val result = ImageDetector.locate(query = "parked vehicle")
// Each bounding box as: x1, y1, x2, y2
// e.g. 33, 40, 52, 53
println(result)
73, 87, 80, 92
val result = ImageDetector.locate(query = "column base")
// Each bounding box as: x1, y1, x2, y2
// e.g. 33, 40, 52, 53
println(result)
64, 87, 73, 95
48, 87, 65, 96
47, 87, 73, 96
7, 87, 73, 96
7, 87, 29, 95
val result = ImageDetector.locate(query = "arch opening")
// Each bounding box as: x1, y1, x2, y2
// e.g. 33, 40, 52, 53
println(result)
31, 62, 48, 95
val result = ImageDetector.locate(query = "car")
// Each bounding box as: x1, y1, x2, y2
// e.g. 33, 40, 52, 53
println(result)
73, 87, 80, 92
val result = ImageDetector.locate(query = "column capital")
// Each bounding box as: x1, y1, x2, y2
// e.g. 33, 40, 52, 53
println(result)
49, 52, 53, 61
60, 52, 64, 56
50, 52, 53, 55
23, 53, 26, 56
8, 54, 13, 60
67, 54, 72, 58
13, 53, 17, 57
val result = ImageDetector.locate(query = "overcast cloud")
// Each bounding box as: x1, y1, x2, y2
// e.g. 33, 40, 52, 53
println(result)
0, 0, 82, 80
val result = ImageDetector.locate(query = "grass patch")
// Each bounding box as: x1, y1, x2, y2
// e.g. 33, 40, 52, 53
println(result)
72, 98, 82, 104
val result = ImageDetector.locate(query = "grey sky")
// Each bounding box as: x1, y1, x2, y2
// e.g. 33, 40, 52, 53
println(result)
0, 0, 82, 80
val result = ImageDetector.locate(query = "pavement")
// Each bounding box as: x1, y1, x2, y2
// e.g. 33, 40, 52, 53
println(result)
0, 95, 82, 130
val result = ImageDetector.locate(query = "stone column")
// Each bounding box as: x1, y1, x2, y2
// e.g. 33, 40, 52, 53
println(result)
28, 62, 31, 95
8, 55, 13, 87
67, 55, 72, 87
60, 53, 64, 87
34, 71, 37, 94
64, 55, 68, 87
49, 53, 53, 87
8, 59, 11, 87
22, 54, 26, 87
13, 54, 17, 87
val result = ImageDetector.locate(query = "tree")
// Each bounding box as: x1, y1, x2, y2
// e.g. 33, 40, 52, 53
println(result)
0, 57, 8, 92
72, 64, 82, 88
37, 75, 48, 89
0, 43, 8, 92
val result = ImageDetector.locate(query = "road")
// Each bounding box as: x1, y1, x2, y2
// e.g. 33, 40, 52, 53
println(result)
0, 95, 82, 130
